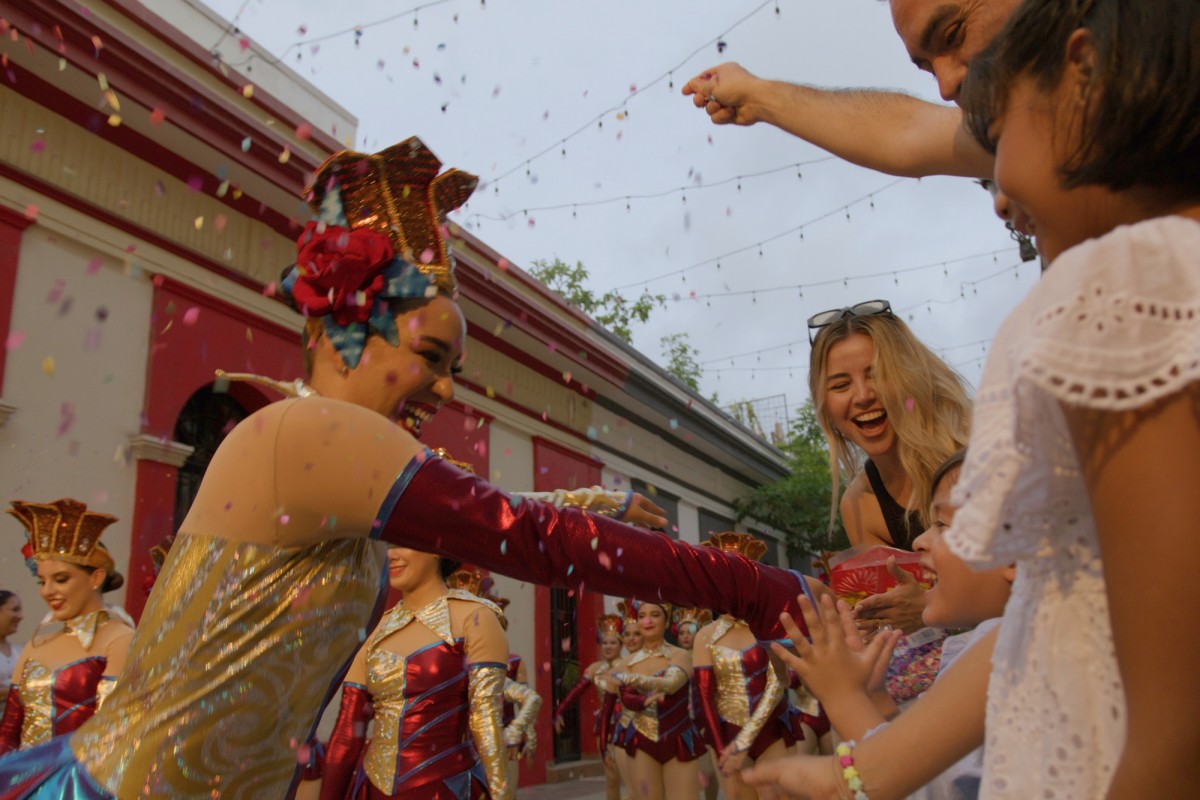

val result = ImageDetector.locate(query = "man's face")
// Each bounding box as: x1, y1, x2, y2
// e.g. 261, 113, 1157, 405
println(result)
889, 0, 1021, 103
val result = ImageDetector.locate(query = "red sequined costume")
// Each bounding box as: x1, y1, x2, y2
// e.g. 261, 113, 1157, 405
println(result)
599, 645, 702, 765
320, 590, 507, 800
0, 652, 108, 754
693, 618, 803, 761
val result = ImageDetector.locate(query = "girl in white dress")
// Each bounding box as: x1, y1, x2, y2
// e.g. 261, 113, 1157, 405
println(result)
744, 1, 1200, 797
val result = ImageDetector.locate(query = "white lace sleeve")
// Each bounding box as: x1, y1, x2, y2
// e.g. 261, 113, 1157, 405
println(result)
948, 217, 1200, 566
1020, 217, 1200, 411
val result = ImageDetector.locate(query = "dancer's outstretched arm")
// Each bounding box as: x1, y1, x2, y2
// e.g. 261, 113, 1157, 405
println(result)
377, 455, 816, 642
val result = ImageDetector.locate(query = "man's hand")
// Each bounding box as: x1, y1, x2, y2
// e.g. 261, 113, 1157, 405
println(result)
682, 62, 765, 126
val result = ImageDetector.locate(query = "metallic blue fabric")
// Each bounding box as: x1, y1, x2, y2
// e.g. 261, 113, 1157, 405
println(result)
0, 736, 112, 799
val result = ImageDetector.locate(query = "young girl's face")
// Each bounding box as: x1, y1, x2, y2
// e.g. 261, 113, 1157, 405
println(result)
991, 74, 1121, 263
913, 468, 1014, 628
676, 622, 697, 650
600, 632, 623, 662
622, 621, 643, 653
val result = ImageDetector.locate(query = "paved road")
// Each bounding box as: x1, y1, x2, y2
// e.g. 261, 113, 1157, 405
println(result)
520, 776, 613, 800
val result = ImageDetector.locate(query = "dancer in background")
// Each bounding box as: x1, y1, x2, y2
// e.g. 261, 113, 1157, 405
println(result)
318, 548, 510, 800
617, 601, 643, 656
0, 593, 23, 718
553, 613, 624, 800
672, 607, 717, 800
0, 500, 133, 754
692, 534, 802, 800
600, 600, 701, 800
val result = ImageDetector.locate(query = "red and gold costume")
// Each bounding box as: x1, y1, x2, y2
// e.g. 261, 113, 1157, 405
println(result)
553, 613, 623, 739
692, 533, 803, 762
0, 501, 129, 756
320, 589, 509, 800
600, 641, 702, 764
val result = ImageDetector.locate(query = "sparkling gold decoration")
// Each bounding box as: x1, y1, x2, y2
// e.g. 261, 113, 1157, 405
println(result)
72, 533, 385, 796
305, 137, 477, 295
446, 567, 486, 597
214, 370, 318, 399
672, 607, 713, 632
434, 449, 476, 474
469, 664, 511, 799
704, 531, 768, 562
522, 487, 627, 517
502, 678, 542, 750
8, 498, 117, 572
17, 660, 54, 748
597, 613, 624, 638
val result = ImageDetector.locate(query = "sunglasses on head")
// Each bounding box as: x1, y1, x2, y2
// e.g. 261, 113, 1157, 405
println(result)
807, 299, 893, 344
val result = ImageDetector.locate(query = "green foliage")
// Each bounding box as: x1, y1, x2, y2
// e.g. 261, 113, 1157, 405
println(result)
733, 400, 849, 561
659, 333, 703, 391
528, 258, 665, 344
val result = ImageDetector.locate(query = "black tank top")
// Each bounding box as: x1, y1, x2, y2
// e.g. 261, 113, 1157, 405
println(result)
863, 459, 923, 550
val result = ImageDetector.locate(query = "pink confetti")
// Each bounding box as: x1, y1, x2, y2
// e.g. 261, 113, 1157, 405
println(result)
238, 36, 250, 51
149, 107, 165, 125
57, 402, 75, 436
86, 257, 103, 275
186, 176, 203, 192
279, 514, 290, 525
497, 258, 509, 272
23, 204, 37, 221
419, 248, 434, 264
598, 552, 612, 570
5, 331, 26, 350
295, 122, 312, 141
905, 397, 915, 412
30, 139, 45, 154
182, 307, 200, 326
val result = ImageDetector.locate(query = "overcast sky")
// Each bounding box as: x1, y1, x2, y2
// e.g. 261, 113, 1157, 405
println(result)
199, 0, 1035, 429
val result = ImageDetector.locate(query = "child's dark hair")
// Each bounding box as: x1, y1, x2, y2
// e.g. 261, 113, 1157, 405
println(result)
930, 449, 968, 498
961, 0, 1200, 193
0, 590, 15, 608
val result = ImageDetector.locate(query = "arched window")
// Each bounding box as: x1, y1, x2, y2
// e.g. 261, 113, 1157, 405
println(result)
172, 385, 248, 531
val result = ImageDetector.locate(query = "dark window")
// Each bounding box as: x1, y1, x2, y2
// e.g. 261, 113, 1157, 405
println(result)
697, 508, 736, 541
631, 479, 680, 539
752, 529, 781, 567
173, 386, 248, 532
550, 586, 581, 762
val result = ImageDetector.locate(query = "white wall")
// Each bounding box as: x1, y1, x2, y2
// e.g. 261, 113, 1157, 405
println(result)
0, 225, 153, 620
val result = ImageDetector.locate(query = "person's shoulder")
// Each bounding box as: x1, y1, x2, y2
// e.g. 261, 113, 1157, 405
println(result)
1043, 215, 1200, 299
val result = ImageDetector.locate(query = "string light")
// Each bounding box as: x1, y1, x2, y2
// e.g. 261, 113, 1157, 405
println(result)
610, 178, 907, 291
485, 0, 778, 190
467, 158, 834, 224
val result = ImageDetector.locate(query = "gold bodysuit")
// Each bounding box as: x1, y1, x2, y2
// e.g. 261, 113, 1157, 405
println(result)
70, 533, 385, 798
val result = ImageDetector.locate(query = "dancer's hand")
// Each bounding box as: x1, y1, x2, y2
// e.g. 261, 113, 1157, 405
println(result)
771, 594, 900, 705
743, 752, 842, 799
853, 557, 927, 636
553, 715, 564, 734
719, 745, 749, 776
507, 744, 521, 762
620, 493, 668, 529
644, 691, 664, 708
682, 62, 765, 126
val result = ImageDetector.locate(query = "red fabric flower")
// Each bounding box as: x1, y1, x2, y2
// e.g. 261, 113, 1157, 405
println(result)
292, 222, 393, 325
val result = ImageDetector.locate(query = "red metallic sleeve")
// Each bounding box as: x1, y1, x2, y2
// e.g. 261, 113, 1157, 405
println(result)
619, 686, 647, 712
693, 665, 726, 753
0, 687, 23, 755
319, 683, 371, 800
598, 691, 618, 749
377, 457, 809, 642
553, 675, 592, 724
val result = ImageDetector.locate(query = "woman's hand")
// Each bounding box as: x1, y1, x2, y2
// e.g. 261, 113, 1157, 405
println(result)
852, 557, 928, 636
619, 493, 668, 529
719, 745, 749, 776
742, 752, 843, 799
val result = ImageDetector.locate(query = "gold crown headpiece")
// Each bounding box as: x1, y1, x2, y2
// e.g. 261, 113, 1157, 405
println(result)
597, 613, 624, 638
615, 599, 636, 625
672, 607, 713, 632
704, 531, 768, 562
305, 137, 478, 295
446, 566, 486, 597
7, 499, 117, 573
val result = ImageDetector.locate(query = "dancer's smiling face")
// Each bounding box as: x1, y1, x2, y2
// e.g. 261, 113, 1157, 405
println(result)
823, 333, 896, 461
637, 603, 669, 644
600, 632, 623, 662
622, 621, 643, 653
37, 560, 103, 622
386, 547, 441, 594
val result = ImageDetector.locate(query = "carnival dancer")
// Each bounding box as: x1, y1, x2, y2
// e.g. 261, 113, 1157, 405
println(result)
553, 612, 624, 800
0, 500, 133, 755
599, 600, 701, 800
672, 607, 709, 652
672, 606, 718, 800
317, 548, 510, 800
0, 138, 816, 799
691, 534, 802, 800
0, 593, 23, 719
616, 601, 643, 656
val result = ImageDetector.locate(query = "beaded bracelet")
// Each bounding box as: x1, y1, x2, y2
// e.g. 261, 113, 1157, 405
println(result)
835, 740, 870, 800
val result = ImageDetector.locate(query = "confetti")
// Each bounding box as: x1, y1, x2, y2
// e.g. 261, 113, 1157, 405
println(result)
278, 145, 290, 164
419, 248, 434, 264
182, 307, 200, 326
103, 89, 120, 111
240, 137, 252, 152
186, 176, 203, 192
295, 122, 312, 140
149, 107, 165, 125
30, 139, 45, 154
497, 258, 509, 271
57, 402, 75, 436
107, 114, 121, 127
194, 216, 204, 231
42, 356, 56, 376
23, 204, 37, 221
905, 397, 916, 412
5, 331, 26, 350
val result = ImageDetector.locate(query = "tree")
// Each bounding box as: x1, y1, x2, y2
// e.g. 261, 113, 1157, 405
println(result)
528, 258, 664, 344
659, 332, 702, 391
733, 400, 849, 564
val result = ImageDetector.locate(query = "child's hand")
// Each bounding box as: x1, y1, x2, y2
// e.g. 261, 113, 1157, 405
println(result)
742, 752, 842, 799
853, 557, 927, 636
772, 593, 900, 705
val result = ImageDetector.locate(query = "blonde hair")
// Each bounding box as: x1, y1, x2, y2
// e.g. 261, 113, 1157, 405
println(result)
808, 314, 971, 541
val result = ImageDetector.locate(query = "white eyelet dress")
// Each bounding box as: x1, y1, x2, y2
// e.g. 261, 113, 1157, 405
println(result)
946, 216, 1200, 799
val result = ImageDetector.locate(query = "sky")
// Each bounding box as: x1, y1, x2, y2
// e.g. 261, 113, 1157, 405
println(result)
198, 0, 1037, 430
